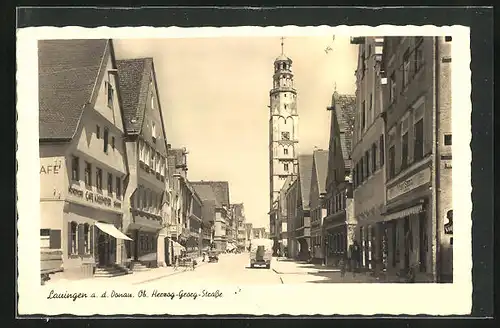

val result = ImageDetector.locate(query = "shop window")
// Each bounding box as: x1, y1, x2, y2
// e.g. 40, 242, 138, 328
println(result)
68, 221, 78, 255
83, 223, 90, 254
71, 156, 79, 181
107, 173, 113, 195
96, 168, 103, 192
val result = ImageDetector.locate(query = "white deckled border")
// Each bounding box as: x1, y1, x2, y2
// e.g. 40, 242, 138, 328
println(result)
16, 25, 472, 316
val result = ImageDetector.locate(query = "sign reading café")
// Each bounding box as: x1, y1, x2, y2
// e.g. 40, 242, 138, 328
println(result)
387, 167, 431, 201
68, 186, 121, 209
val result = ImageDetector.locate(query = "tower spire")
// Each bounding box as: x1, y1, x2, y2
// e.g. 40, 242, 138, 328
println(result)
280, 36, 285, 54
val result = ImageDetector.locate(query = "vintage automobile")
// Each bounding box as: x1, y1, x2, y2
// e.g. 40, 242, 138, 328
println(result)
249, 238, 273, 269
208, 251, 219, 263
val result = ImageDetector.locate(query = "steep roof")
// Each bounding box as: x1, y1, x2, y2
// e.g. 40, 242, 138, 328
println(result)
333, 92, 356, 160
297, 154, 314, 210
116, 58, 153, 134
191, 181, 230, 208
38, 39, 109, 140
313, 150, 329, 194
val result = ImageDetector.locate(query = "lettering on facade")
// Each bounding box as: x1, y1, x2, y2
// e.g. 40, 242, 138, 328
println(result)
387, 167, 431, 201
40, 160, 62, 175
68, 186, 84, 198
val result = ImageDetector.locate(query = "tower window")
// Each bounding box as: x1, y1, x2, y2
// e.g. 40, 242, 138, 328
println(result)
284, 163, 289, 171
284, 148, 288, 155
444, 134, 452, 145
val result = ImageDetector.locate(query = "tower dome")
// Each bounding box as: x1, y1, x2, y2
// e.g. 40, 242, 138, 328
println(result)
275, 53, 292, 63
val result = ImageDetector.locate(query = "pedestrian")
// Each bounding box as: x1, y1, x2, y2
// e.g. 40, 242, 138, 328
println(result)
339, 252, 347, 277
350, 240, 361, 277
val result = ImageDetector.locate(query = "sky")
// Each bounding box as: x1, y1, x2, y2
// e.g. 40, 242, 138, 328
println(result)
113, 35, 357, 229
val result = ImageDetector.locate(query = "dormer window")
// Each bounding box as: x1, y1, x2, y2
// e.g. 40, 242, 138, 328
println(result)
152, 121, 157, 143
151, 93, 155, 110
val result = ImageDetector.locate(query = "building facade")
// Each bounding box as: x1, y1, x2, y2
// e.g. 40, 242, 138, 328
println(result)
191, 181, 231, 252
117, 57, 170, 269
350, 37, 387, 272
231, 203, 247, 250
268, 39, 299, 250
294, 154, 314, 260
244, 222, 253, 250
309, 150, 329, 264
277, 176, 295, 255
323, 92, 356, 266
285, 178, 299, 258
380, 36, 453, 282
39, 39, 131, 278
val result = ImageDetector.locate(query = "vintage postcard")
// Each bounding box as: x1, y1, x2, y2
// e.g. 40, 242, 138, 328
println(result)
17, 24, 472, 316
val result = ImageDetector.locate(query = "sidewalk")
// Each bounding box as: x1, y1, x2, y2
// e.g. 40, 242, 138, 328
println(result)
272, 258, 340, 275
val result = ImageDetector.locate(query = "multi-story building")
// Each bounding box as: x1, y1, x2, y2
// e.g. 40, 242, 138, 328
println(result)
231, 203, 247, 250
309, 149, 329, 264
117, 57, 170, 269
192, 181, 231, 252
252, 227, 267, 240
177, 176, 203, 256
39, 39, 131, 278
277, 176, 295, 255
294, 154, 314, 260
380, 36, 453, 282
268, 39, 299, 251
350, 36, 387, 272
167, 147, 187, 251
285, 178, 299, 258
244, 222, 253, 250
323, 91, 356, 266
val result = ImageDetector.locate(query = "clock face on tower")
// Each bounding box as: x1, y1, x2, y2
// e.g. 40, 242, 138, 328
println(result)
281, 131, 290, 140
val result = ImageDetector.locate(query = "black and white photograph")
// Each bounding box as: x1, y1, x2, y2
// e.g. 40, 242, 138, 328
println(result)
16, 23, 472, 316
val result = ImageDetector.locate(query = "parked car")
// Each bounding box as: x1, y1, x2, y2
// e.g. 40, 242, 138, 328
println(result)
249, 238, 273, 269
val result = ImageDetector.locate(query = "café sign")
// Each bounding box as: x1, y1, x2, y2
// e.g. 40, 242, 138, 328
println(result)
387, 167, 431, 201
68, 186, 120, 208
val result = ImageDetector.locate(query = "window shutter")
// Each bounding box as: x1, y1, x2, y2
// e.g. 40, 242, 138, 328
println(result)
67, 222, 72, 255
49, 229, 61, 249
90, 225, 94, 256
78, 224, 85, 255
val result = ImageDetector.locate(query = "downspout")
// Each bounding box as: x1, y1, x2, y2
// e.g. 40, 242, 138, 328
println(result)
434, 37, 441, 282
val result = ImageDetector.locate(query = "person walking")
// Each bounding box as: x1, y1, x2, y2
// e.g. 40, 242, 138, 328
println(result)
350, 240, 361, 277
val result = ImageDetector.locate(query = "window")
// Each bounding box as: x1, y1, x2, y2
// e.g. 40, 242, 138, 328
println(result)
103, 128, 109, 153
96, 125, 101, 139
361, 101, 366, 130
402, 132, 409, 169
361, 51, 366, 79
369, 93, 373, 111
284, 148, 288, 155
365, 151, 370, 177
372, 143, 377, 172
414, 119, 424, 161
71, 156, 79, 181
359, 158, 364, 182
84, 162, 92, 187
284, 163, 289, 172
444, 134, 452, 146
107, 173, 113, 195
414, 39, 424, 72
379, 135, 385, 167
403, 49, 410, 88
388, 146, 396, 178
151, 93, 155, 109
333, 169, 337, 182
116, 177, 121, 199
107, 80, 114, 108
390, 73, 396, 103
111, 136, 116, 150
152, 121, 157, 141
445, 36, 452, 42
83, 224, 90, 254
40, 229, 50, 248
96, 168, 103, 192
139, 140, 145, 163
69, 221, 77, 255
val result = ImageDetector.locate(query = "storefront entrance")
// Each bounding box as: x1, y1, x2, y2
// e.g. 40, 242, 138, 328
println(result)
96, 232, 116, 267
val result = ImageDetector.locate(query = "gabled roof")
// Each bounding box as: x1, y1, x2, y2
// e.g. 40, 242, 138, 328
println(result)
297, 154, 314, 210
313, 150, 329, 194
191, 181, 230, 208
38, 39, 109, 140
116, 58, 153, 134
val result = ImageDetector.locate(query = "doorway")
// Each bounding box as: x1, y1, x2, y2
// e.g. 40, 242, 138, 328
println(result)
419, 212, 427, 272
97, 233, 108, 267
404, 217, 410, 270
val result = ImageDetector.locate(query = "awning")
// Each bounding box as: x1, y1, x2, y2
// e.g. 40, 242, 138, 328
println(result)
95, 222, 133, 241
171, 240, 186, 251
383, 204, 424, 222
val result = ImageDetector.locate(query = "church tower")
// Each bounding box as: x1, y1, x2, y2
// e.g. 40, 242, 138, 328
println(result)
269, 37, 299, 212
